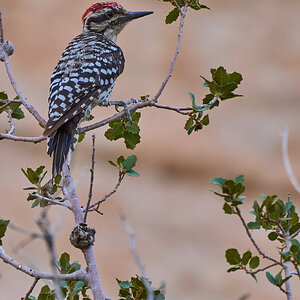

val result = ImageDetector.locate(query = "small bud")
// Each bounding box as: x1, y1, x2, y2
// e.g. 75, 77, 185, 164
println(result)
0, 40, 14, 61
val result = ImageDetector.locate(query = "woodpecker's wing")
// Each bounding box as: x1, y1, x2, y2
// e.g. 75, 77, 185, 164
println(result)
43, 32, 125, 137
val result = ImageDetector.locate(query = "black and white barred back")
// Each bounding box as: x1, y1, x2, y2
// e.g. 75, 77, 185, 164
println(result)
44, 31, 125, 178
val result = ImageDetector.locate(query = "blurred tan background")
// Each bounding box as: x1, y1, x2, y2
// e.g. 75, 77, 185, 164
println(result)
1, 0, 300, 299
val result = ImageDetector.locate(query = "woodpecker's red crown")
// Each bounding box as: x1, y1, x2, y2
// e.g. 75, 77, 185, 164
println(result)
82, 2, 124, 23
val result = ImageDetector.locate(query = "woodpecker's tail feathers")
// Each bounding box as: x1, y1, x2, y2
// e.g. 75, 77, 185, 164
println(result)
47, 126, 72, 179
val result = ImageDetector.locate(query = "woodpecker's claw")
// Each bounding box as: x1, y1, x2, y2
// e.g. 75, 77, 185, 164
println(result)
109, 99, 137, 123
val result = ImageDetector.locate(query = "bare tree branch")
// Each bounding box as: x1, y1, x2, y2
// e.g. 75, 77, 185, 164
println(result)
281, 128, 300, 194
36, 208, 64, 300
62, 162, 106, 300
151, 2, 188, 103
34, 193, 72, 210
119, 210, 154, 300
0, 246, 87, 281
0, 133, 46, 142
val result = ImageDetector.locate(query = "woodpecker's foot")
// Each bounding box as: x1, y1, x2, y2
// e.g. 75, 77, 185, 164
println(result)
109, 99, 137, 123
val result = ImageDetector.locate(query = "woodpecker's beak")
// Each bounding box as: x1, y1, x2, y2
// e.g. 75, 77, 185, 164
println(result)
124, 11, 153, 22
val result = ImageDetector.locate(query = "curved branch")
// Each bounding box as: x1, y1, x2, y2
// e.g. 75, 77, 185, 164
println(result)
151, 2, 188, 102
0, 134, 46, 143
281, 128, 300, 194
0, 246, 87, 281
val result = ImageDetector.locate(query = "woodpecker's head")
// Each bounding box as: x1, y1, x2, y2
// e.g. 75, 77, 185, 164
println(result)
82, 2, 153, 42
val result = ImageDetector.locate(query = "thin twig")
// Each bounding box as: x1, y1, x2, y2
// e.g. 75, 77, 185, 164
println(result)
151, 2, 188, 103
24, 278, 39, 300
235, 207, 283, 266
34, 193, 72, 210
245, 262, 278, 275
0, 11, 4, 43
84, 134, 96, 223
36, 209, 64, 300
281, 128, 300, 194
152, 103, 192, 115
119, 210, 154, 300
87, 173, 125, 212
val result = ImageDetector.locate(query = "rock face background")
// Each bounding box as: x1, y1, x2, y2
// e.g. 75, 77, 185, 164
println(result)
1, 0, 300, 299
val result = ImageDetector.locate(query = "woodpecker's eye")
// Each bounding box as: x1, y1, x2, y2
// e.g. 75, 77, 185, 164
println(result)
106, 11, 114, 18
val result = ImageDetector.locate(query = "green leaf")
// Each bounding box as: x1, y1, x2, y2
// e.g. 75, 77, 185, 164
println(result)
234, 175, 244, 184
35, 166, 45, 176
117, 156, 125, 166
225, 248, 241, 265
0, 91, 8, 100
0, 219, 10, 246
284, 200, 294, 215
9, 102, 25, 120
249, 256, 259, 269
184, 116, 194, 132
247, 222, 260, 230
241, 250, 252, 265
227, 266, 241, 273
223, 202, 233, 214
280, 251, 291, 262
31, 199, 40, 208
24, 168, 39, 184
59, 252, 70, 271
210, 177, 226, 187
122, 155, 137, 171
123, 131, 140, 150
266, 272, 277, 286
201, 114, 209, 126
126, 170, 140, 177
118, 280, 133, 289
78, 132, 86, 143
104, 123, 124, 141
126, 123, 140, 135
268, 232, 278, 241
108, 160, 117, 168
72, 281, 84, 296
165, 8, 180, 24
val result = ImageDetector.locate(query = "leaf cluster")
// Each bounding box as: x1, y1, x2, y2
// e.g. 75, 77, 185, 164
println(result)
117, 275, 165, 300
108, 155, 140, 177
210, 175, 246, 212
210, 175, 300, 290
161, 0, 209, 24
105, 111, 141, 150
0, 219, 10, 246
22, 166, 62, 208
24, 253, 91, 300
226, 248, 260, 280
185, 67, 243, 135
266, 271, 292, 289
0, 92, 24, 120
